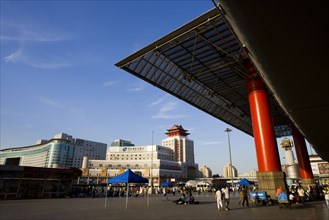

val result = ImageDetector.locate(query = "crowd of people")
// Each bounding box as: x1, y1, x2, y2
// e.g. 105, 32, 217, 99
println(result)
286, 184, 327, 205
72, 181, 329, 210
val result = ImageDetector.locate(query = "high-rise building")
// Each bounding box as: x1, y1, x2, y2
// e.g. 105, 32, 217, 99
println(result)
162, 125, 194, 164
0, 133, 107, 168
223, 163, 238, 178
199, 165, 212, 178
162, 125, 197, 180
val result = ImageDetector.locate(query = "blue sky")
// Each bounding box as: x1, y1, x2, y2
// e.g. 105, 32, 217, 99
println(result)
1, 1, 310, 174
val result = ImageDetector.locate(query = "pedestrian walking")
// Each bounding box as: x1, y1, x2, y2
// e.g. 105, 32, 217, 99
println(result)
297, 186, 305, 205
215, 188, 223, 211
221, 186, 230, 210
238, 191, 243, 206
241, 186, 249, 207
323, 186, 329, 209
162, 187, 168, 201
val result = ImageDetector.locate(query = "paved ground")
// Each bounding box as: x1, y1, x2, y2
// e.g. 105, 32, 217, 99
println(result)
0, 193, 328, 220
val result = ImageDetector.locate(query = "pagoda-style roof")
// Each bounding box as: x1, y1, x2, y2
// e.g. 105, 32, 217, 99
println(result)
165, 125, 190, 137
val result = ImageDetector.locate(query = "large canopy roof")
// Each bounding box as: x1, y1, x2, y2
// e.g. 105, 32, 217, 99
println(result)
116, 3, 328, 161
116, 8, 291, 138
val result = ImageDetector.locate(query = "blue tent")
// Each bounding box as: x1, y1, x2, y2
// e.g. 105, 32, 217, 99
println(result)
161, 182, 173, 187
107, 169, 148, 209
108, 169, 148, 184
236, 178, 255, 186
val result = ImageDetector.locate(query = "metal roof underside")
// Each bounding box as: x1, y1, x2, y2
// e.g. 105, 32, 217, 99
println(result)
116, 8, 292, 138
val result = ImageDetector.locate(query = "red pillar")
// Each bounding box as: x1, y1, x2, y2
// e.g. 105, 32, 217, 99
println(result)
291, 127, 314, 180
245, 61, 281, 172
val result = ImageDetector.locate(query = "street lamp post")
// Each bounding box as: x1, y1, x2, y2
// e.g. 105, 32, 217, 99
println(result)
147, 131, 154, 207
151, 131, 154, 188
224, 128, 234, 187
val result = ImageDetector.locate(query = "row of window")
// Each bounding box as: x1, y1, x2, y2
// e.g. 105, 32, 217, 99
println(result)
89, 163, 156, 169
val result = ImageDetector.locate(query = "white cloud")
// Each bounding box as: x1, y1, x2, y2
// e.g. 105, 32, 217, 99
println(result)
148, 95, 188, 119
199, 140, 224, 145
126, 82, 145, 92
39, 97, 65, 109
39, 96, 86, 116
1, 22, 71, 42
152, 101, 187, 119
3, 47, 70, 69
103, 80, 119, 87
2, 22, 72, 69
28, 61, 70, 69
3, 48, 24, 63
148, 96, 165, 107
159, 102, 177, 112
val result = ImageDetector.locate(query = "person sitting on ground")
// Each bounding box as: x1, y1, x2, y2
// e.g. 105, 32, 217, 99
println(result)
189, 193, 195, 204
185, 194, 191, 204
173, 193, 186, 204
266, 195, 273, 206
185, 193, 195, 204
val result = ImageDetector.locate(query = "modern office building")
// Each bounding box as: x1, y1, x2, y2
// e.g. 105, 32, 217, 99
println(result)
0, 133, 107, 169
82, 144, 183, 186
109, 139, 135, 148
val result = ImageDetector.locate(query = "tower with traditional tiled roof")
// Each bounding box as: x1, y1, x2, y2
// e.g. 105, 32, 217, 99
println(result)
165, 125, 190, 137
162, 125, 197, 180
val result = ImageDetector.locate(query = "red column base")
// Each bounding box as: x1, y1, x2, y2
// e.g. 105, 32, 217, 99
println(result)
256, 171, 287, 199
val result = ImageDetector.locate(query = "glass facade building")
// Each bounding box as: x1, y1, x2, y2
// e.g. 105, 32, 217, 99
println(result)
0, 133, 107, 168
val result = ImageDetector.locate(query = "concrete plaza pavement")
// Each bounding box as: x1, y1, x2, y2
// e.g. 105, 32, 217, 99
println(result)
1, 193, 328, 220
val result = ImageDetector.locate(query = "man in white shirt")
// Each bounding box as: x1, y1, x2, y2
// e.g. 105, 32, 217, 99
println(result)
215, 188, 223, 210
221, 186, 230, 210
297, 186, 305, 204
